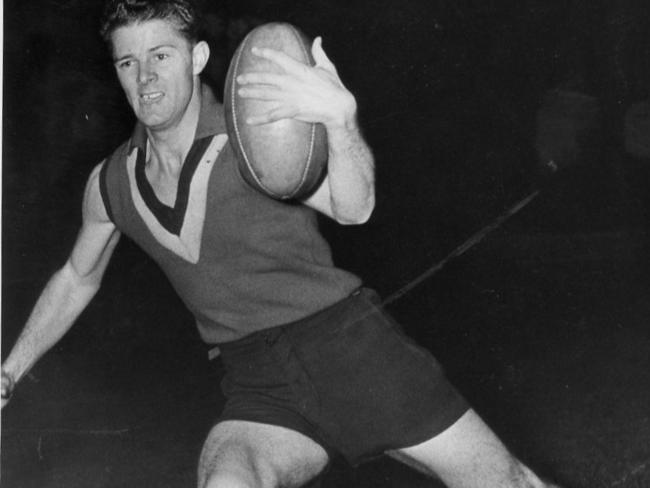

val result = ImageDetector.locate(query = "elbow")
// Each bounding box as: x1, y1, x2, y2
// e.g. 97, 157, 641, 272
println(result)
77, 273, 103, 299
59, 261, 103, 298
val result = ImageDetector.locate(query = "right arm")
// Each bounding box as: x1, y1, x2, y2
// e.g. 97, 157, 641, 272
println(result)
1, 163, 121, 408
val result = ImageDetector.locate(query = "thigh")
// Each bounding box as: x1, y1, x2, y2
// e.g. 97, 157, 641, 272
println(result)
286, 288, 468, 465
198, 420, 329, 488
387, 409, 548, 488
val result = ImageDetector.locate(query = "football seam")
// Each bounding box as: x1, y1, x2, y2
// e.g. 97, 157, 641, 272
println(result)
287, 24, 317, 199
230, 32, 284, 199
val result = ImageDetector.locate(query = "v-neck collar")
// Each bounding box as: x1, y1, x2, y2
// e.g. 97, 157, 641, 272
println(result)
129, 84, 227, 236
134, 138, 213, 235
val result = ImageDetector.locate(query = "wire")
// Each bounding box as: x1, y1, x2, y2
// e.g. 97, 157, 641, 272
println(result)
382, 189, 540, 307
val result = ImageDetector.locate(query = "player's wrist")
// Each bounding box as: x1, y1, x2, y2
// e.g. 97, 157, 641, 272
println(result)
324, 94, 358, 132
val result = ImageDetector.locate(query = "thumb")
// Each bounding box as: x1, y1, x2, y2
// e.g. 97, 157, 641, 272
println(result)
311, 37, 336, 72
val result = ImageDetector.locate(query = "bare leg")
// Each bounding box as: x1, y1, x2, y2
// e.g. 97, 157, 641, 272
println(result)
388, 409, 559, 488
198, 420, 329, 488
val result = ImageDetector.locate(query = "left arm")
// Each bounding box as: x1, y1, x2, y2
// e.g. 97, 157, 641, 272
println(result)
237, 37, 375, 224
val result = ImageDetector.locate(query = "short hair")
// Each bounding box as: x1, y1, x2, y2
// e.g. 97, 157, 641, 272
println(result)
99, 0, 203, 45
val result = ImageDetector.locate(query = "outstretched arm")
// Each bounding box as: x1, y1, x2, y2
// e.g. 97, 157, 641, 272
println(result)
237, 37, 375, 224
1, 163, 121, 408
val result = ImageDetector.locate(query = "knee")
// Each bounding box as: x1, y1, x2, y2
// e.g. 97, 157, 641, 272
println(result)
201, 472, 241, 488
198, 447, 278, 488
197, 421, 327, 488
201, 471, 267, 488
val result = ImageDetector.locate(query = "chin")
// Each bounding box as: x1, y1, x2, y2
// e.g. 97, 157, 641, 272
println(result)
137, 111, 172, 130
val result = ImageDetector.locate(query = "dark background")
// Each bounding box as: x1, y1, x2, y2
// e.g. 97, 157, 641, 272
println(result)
3, 1, 650, 487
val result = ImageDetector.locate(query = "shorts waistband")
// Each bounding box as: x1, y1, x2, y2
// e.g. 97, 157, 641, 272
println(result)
214, 287, 375, 357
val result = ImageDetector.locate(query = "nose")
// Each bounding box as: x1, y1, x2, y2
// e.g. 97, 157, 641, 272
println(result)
138, 62, 157, 85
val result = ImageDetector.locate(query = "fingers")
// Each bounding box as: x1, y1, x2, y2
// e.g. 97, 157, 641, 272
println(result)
235, 35, 347, 126
236, 70, 297, 124
250, 46, 304, 73
245, 105, 298, 125
237, 71, 285, 86
248, 37, 336, 74
238, 36, 337, 88
237, 85, 283, 101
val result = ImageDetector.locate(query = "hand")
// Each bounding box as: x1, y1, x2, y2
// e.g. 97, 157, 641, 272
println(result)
236, 37, 357, 129
1, 368, 15, 409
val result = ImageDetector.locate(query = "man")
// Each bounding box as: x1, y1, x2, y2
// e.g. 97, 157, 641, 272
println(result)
1, 1, 560, 487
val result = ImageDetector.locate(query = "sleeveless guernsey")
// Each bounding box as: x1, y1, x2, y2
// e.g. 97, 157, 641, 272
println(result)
99, 85, 362, 343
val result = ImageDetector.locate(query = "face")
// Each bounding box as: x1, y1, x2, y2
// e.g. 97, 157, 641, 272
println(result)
111, 19, 208, 131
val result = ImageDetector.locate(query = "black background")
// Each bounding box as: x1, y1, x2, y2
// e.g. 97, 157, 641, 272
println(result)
3, 1, 650, 487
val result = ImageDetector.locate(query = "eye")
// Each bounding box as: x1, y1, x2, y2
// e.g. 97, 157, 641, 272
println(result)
155, 53, 170, 61
117, 59, 134, 69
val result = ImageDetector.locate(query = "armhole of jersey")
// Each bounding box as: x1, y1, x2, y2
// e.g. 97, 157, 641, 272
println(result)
99, 159, 115, 223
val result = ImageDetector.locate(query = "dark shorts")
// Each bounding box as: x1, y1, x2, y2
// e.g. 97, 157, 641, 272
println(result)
216, 288, 469, 466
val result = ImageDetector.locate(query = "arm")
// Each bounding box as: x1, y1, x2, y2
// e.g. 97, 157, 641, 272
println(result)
237, 37, 375, 224
1, 163, 121, 408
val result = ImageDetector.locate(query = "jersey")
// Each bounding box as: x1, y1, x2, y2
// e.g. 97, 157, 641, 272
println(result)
99, 84, 362, 343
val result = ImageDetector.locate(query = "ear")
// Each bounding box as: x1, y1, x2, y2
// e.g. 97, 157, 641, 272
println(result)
192, 41, 210, 75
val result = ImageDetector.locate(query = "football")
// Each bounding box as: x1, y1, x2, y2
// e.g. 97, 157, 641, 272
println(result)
224, 22, 328, 200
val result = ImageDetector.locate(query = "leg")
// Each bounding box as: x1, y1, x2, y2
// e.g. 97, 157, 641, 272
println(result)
387, 409, 558, 488
197, 420, 329, 488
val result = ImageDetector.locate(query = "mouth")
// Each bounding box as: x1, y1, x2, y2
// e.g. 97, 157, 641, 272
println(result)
139, 91, 164, 104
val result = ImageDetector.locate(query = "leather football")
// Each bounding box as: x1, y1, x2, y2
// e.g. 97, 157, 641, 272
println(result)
224, 23, 328, 200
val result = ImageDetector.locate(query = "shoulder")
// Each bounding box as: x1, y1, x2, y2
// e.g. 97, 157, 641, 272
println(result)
82, 162, 113, 224
92, 138, 133, 223
104, 138, 133, 170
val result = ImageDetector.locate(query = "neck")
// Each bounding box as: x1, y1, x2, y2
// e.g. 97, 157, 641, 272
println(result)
146, 80, 202, 176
